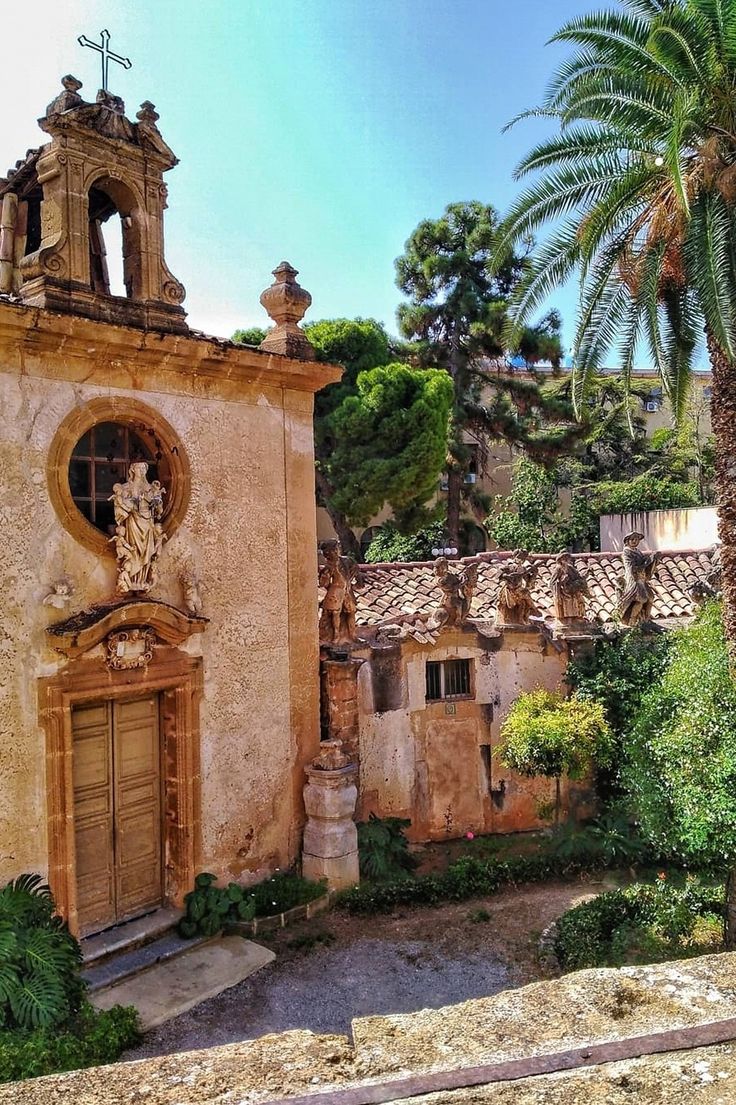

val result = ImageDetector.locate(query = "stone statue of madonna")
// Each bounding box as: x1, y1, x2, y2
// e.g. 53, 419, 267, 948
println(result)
109, 462, 166, 593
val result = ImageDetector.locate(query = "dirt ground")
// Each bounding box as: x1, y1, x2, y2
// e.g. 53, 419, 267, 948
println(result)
126, 876, 606, 1061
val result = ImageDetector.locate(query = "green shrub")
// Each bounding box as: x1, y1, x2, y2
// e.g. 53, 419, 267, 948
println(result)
567, 631, 671, 800
363, 521, 446, 564
250, 873, 326, 917
0, 874, 84, 1030
339, 850, 605, 914
178, 871, 326, 938
0, 1001, 140, 1083
624, 602, 736, 871
496, 689, 611, 782
357, 814, 419, 882
178, 872, 257, 939
550, 810, 650, 866
553, 880, 725, 970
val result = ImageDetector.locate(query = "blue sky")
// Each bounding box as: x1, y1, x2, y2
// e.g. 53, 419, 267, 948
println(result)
3, 0, 595, 349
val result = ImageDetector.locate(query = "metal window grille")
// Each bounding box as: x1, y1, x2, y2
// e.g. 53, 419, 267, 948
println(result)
426, 661, 442, 701
425, 659, 471, 701
69, 421, 158, 534
444, 659, 471, 697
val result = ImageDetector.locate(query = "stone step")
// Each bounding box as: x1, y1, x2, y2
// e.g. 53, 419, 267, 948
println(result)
81, 906, 181, 967
91, 935, 276, 1029
82, 928, 213, 995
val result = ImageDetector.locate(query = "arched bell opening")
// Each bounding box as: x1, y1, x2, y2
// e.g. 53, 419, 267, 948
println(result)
87, 176, 144, 300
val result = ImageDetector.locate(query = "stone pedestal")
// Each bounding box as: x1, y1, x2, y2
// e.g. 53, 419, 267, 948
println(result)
320, 657, 363, 761
302, 763, 359, 891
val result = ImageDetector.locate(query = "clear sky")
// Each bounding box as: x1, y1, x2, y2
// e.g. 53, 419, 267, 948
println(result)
2, 0, 596, 350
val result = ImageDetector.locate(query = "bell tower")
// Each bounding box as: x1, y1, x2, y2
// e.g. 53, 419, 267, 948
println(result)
0, 76, 187, 333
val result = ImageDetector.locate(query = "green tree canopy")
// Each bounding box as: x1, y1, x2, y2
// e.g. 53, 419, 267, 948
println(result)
231, 326, 268, 346
324, 363, 453, 527
624, 603, 736, 947
288, 317, 452, 557
395, 200, 579, 549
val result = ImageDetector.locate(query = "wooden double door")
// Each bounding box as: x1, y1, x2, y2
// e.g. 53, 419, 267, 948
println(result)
72, 695, 163, 937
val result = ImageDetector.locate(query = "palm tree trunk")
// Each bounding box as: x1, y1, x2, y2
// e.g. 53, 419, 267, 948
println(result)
707, 333, 736, 949
706, 333, 736, 649
726, 867, 736, 950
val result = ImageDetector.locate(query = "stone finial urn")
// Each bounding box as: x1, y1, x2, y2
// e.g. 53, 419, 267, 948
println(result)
259, 262, 315, 360
302, 743, 359, 891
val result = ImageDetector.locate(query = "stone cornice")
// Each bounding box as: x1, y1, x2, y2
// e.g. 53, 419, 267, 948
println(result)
0, 299, 343, 397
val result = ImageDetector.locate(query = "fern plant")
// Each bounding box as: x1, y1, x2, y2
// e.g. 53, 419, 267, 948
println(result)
0, 874, 83, 1030
356, 814, 418, 883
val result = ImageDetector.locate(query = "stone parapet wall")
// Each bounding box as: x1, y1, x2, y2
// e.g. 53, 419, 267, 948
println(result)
7, 951, 736, 1103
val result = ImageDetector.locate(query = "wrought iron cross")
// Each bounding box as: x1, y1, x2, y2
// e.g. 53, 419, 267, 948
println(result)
77, 29, 132, 92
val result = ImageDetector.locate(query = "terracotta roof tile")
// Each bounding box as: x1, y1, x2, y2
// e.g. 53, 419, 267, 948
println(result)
355, 549, 715, 629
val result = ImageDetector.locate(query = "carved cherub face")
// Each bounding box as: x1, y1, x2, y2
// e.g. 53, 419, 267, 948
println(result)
322, 540, 340, 564
434, 557, 449, 577
54, 580, 71, 596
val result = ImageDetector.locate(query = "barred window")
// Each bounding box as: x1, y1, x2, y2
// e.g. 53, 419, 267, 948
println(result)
425, 658, 472, 702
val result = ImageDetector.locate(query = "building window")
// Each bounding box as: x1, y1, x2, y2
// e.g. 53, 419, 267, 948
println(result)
69, 422, 164, 534
48, 397, 191, 557
426, 658, 472, 702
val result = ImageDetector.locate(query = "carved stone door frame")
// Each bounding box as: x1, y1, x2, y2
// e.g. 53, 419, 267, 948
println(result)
38, 648, 203, 937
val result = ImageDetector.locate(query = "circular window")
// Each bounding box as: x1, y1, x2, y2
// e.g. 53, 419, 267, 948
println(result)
48, 398, 190, 556
69, 422, 170, 534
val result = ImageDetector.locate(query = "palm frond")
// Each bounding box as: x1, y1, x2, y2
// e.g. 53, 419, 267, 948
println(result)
514, 126, 649, 179
661, 285, 700, 421
648, 5, 721, 87
500, 158, 628, 246
685, 189, 736, 358
505, 220, 581, 336
550, 9, 681, 85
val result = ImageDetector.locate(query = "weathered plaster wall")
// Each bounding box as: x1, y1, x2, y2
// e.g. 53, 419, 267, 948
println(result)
0, 318, 327, 892
356, 628, 593, 841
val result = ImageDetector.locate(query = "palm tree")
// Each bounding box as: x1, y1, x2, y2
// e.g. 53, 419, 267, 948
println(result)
498, 0, 736, 647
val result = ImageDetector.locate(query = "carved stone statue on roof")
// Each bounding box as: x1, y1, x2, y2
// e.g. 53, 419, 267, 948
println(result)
617, 531, 660, 626
690, 541, 723, 605
495, 550, 540, 627
550, 551, 590, 624
428, 557, 478, 630
318, 539, 360, 645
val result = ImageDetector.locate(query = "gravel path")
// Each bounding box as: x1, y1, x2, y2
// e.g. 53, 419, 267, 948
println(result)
127, 878, 600, 1060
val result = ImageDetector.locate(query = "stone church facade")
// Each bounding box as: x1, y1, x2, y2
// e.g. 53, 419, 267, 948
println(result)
0, 78, 339, 936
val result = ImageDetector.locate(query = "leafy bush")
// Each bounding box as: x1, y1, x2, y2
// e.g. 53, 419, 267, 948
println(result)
624, 602, 736, 871
339, 850, 606, 914
178, 873, 257, 938
178, 871, 326, 938
249, 873, 326, 917
0, 1001, 140, 1083
554, 880, 725, 970
356, 814, 419, 882
550, 810, 650, 866
496, 689, 611, 781
0, 874, 84, 1030
363, 521, 447, 564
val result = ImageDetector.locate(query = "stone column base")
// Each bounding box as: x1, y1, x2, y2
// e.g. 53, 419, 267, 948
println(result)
302, 762, 359, 892
302, 850, 359, 890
